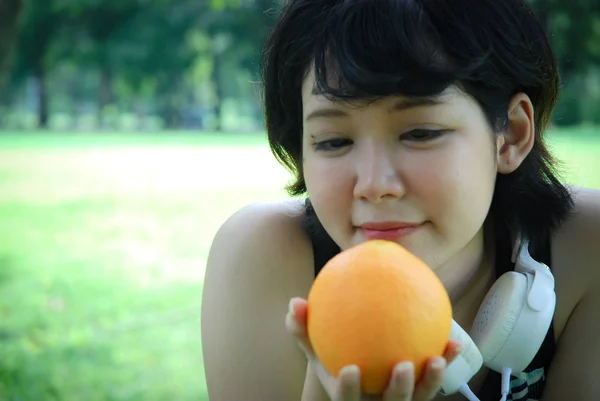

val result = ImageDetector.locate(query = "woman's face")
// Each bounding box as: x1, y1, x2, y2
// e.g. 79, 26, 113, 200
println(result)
301, 70, 501, 272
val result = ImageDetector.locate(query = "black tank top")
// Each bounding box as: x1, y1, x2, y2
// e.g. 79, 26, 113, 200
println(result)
302, 202, 556, 401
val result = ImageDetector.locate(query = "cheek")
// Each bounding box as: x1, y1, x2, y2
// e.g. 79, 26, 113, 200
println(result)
303, 155, 354, 241
303, 151, 352, 198
414, 140, 496, 235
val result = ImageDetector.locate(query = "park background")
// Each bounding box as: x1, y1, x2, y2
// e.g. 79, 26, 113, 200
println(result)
0, 0, 599, 400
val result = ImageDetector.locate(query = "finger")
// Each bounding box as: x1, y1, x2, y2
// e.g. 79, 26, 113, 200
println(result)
412, 357, 447, 401
382, 361, 414, 401
285, 298, 337, 390
443, 340, 463, 365
334, 365, 361, 401
285, 298, 316, 358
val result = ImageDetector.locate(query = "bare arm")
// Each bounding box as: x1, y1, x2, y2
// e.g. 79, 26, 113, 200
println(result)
542, 187, 600, 400
542, 282, 600, 400
201, 201, 316, 400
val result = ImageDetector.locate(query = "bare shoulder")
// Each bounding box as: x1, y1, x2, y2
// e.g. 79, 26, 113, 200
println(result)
550, 185, 600, 337
542, 186, 600, 401
201, 199, 315, 400
554, 187, 600, 256
561, 185, 600, 233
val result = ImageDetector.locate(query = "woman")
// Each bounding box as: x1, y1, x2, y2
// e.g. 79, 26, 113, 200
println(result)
201, 0, 600, 400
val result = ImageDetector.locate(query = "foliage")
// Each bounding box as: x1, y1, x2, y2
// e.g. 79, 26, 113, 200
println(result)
2, 0, 600, 129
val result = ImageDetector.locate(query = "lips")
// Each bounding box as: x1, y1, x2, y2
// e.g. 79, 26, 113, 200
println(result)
359, 222, 421, 230
358, 221, 423, 241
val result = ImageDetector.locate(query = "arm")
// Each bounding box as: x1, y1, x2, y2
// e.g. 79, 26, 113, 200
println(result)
201, 201, 316, 400
542, 187, 600, 400
542, 282, 600, 400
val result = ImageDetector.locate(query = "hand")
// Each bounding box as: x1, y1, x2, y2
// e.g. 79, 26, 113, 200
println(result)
285, 297, 462, 401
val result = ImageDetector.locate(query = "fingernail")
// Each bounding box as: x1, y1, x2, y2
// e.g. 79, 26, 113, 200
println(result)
454, 342, 463, 354
431, 358, 446, 370
340, 365, 360, 378
395, 361, 413, 374
288, 299, 296, 317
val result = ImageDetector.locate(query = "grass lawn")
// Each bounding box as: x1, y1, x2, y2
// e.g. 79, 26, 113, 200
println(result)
0, 129, 598, 400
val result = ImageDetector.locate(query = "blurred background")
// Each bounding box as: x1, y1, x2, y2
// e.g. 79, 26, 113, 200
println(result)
0, 0, 598, 400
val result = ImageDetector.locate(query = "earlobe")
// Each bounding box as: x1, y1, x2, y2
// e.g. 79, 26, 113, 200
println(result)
497, 93, 535, 175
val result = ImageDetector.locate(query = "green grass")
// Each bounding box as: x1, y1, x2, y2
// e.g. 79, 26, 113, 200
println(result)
0, 129, 598, 400
0, 131, 289, 401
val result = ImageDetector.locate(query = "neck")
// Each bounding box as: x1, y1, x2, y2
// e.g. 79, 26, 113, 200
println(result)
439, 218, 498, 329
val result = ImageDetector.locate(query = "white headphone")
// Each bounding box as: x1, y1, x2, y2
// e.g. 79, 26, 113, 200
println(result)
439, 234, 556, 401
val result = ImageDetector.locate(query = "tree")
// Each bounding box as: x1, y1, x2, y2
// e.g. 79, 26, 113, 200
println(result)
0, 0, 22, 92
56, 0, 145, 127
10, 1, 66, 128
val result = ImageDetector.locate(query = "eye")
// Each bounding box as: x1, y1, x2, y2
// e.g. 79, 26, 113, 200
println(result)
313, 138, 353, 152
402, 129, 448, 142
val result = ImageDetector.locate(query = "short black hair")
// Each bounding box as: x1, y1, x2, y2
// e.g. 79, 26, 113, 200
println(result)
260, 0, 574, 249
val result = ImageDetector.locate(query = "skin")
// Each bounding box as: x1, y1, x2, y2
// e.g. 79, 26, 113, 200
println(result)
201, 68, 600, 401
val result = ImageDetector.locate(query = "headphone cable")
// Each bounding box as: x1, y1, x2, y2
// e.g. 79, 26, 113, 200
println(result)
458, 383, 481, 401
499, 367, 512, 401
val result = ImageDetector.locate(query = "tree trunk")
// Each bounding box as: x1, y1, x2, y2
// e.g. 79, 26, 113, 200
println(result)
211, 51, 223, 132
0, 0, 22, 91
97, 67, 113, 129
31, 16, 50, 130
159, 92, 182, 129
35, 62, 48, 129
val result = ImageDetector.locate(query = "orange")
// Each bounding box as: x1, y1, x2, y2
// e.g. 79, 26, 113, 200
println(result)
307, 239, 452, 395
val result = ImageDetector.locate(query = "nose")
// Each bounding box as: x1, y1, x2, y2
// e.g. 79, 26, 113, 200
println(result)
353, 143, 405, 203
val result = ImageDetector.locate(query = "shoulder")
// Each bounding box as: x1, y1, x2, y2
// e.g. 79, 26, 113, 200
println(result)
542, 186, 600, 400
557, 185, 600, 246
550, 186, 600, 325
557, 185, 600, 253
550, 185, 600, 337
208, 199, 313, 261
205, 199, 316, 290
201, 199, 315, 400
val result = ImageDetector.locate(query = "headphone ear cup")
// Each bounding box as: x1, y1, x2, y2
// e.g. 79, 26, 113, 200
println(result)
440, 320, 483, 395
470, 272, 528, 366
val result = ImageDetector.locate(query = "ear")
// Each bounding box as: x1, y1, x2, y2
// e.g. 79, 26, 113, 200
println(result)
496, 93, 535, 175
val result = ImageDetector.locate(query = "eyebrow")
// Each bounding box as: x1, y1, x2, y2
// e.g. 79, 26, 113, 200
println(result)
304, 96, 445, 122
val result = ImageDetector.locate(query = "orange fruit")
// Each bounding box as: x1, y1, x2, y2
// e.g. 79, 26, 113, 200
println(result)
307, 239, 452, 395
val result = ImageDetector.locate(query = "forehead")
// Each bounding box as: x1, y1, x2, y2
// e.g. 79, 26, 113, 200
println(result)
301, 68, 468, 115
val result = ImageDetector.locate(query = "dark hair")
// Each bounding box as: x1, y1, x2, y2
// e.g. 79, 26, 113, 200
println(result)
260, 0, 574, 250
